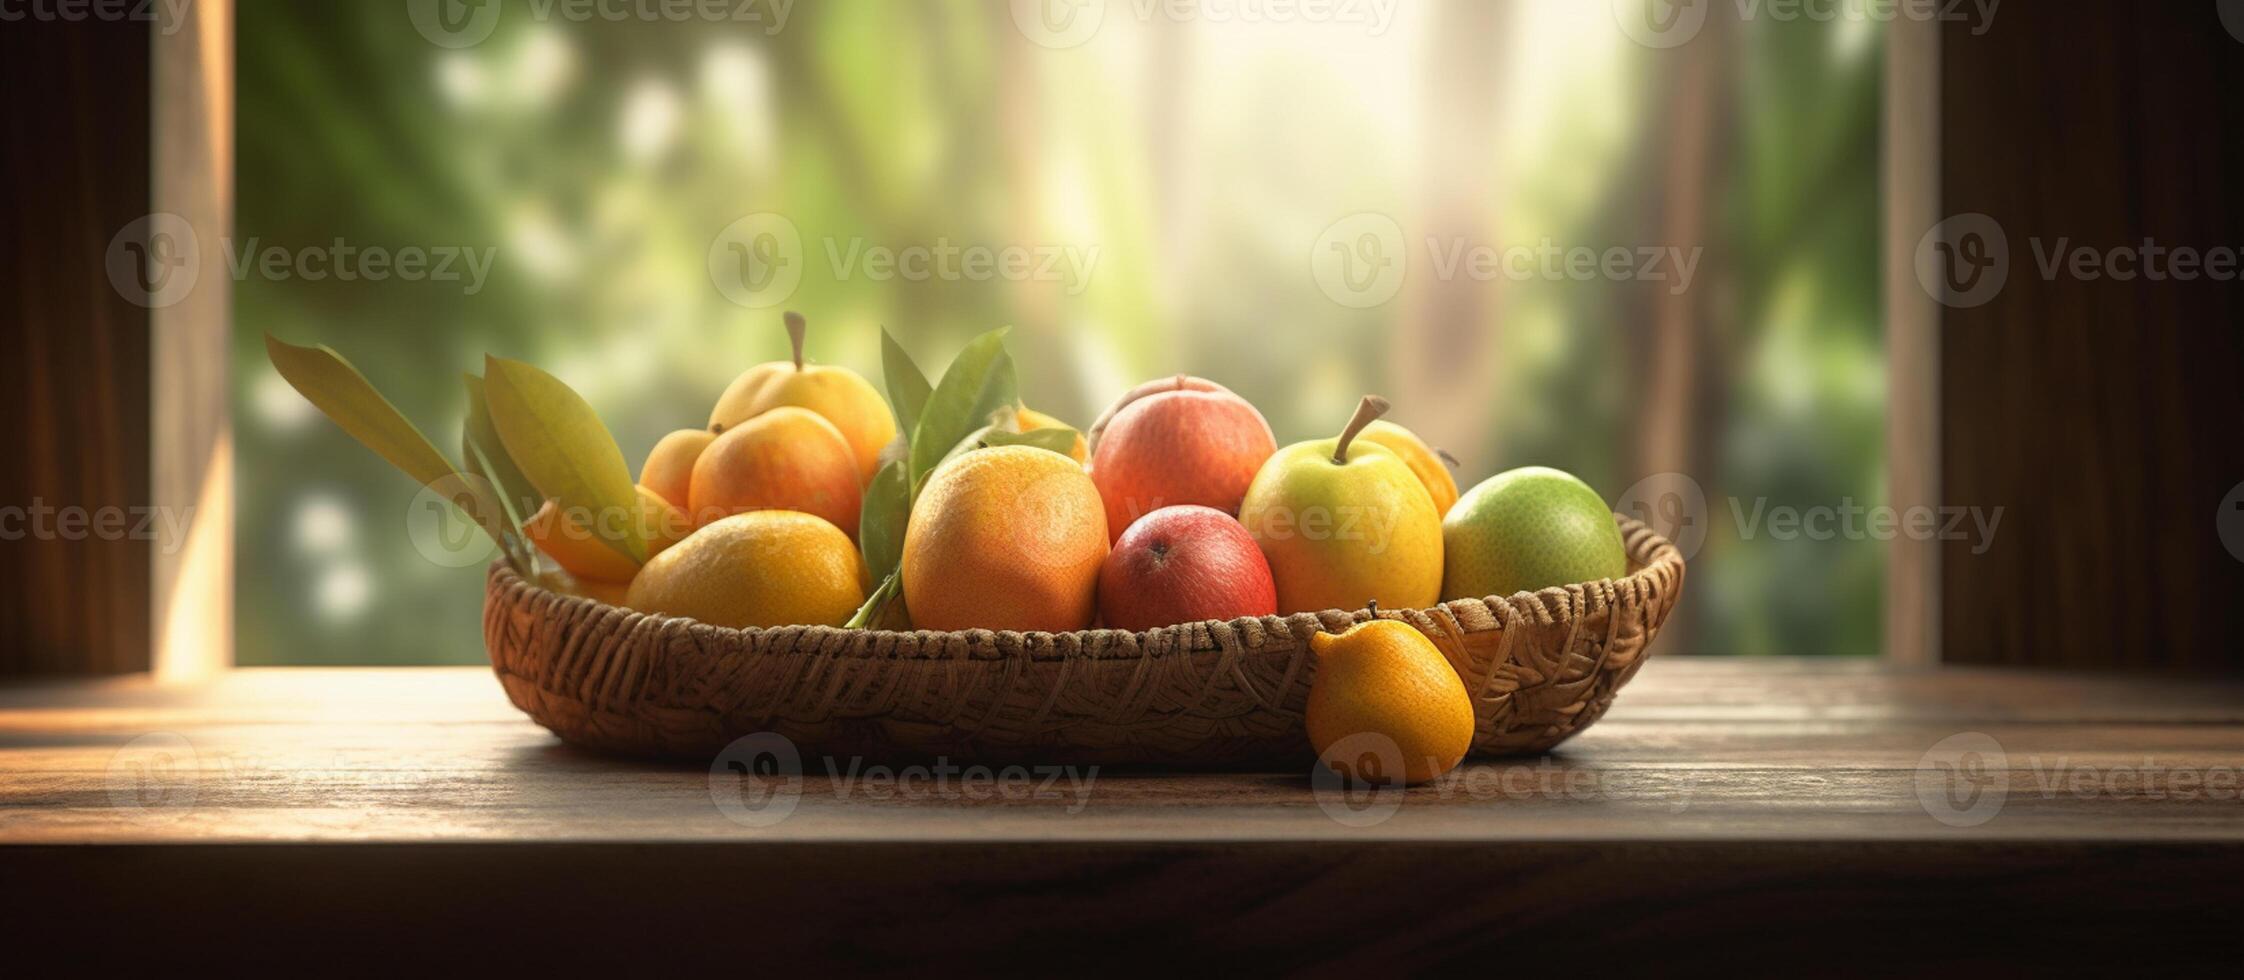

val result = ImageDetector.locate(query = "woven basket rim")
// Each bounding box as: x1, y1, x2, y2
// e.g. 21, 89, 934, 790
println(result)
492, 513, 1683, 652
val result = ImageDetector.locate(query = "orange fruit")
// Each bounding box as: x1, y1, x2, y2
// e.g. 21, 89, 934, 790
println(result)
639, 428, 716, 511
524, 486, 690, 584
1018, 406, 1087, 464
1357, 420, 1460, 517
624, 511, 866, 629
688, 406, 864, 538
901, 445, 1109, 632
1306, 618, 1474, 785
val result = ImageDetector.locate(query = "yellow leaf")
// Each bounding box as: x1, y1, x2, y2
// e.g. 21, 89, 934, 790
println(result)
481, 355, 646, 564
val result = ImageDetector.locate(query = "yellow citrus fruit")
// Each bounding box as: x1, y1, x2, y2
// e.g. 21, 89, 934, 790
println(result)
639, 428, 716, 511
1305, 618, 1474, 785
688, 406, 863, 537
624, 511, 866, 629
1357, 420, 1460, 517
524, 485, 690, 584
901, 445, 1108, 632
1017, 406, 1087, 464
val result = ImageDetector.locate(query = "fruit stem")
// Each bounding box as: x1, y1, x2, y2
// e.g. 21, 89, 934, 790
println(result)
784, 311, 807, 371
1332, 395, 1390, 465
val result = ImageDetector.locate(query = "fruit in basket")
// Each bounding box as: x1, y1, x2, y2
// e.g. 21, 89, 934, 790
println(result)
524, 485, 689, 584
1307, 616, 1475, 785
1441, 466, 1627, 600
1087, 375, 1277, 543
902, 444, 1108, 632
689, 406, 864, 537
624, 511, 866, 629
1356, 419, 1460, 517
708, 312, 896, 484
1239, 396, 1443, 614
1018, 405, 1087, 463
1096, 505, 1278, 631
637, 428, 715, 511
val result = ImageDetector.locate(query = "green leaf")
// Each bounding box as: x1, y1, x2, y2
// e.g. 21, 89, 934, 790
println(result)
844, 572, 906, 630
264, 334, 507, 546
464, 436, 537, 576
907, 328, 1017, 495
482, 355, 647, 564
858, 457, 911, 583
462, 374, 543, 525
880, 327, 934, 442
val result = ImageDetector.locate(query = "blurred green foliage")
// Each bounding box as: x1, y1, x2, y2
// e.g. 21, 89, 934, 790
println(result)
235, 1, 1883, 663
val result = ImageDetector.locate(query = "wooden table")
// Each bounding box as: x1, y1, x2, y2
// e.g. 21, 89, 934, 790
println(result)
4, 658, 2241, 971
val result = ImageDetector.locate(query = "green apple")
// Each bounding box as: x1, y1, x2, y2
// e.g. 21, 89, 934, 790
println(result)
1441, 466, 1627, 600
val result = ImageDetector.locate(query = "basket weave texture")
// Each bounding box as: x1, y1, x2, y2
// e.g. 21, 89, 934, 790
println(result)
483, 516, 1685, 765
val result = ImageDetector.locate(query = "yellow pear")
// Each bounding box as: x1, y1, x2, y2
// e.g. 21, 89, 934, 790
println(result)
708, 312, 895, 484
1357, 419, 1461, 517
1238, 396, 1443, 615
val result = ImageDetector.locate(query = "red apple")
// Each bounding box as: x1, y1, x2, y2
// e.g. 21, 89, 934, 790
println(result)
1088, 376, 1278, 542
1097, 505, 1279, 631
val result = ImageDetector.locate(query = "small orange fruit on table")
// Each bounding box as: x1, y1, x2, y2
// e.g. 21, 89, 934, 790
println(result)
624, 511, 866, 629
902, 444, 1109, 633
1306, 613, 1475, 785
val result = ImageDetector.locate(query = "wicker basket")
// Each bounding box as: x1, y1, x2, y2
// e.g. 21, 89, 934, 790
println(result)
482, 515, 1685, 765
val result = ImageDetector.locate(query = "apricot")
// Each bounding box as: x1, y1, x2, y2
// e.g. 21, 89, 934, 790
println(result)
688, 406, 864, 539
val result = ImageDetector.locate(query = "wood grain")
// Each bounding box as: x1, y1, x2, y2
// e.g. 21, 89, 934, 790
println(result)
1939, 2, 2244, 669
3, 658, 2241, 968
0, 17, 152, 676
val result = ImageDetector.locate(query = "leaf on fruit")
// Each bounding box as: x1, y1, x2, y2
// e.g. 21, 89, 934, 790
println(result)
858, 457, 911, 584
908, 327, 1017, 496
463, 436, 537, 576
482, 355, 647, 564
880, 327, 934, 442
264, 334, 510, 548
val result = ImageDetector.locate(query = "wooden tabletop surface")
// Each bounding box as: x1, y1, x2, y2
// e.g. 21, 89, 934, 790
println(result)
4, 657, 2244, 843
5, 658, 2241, 968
